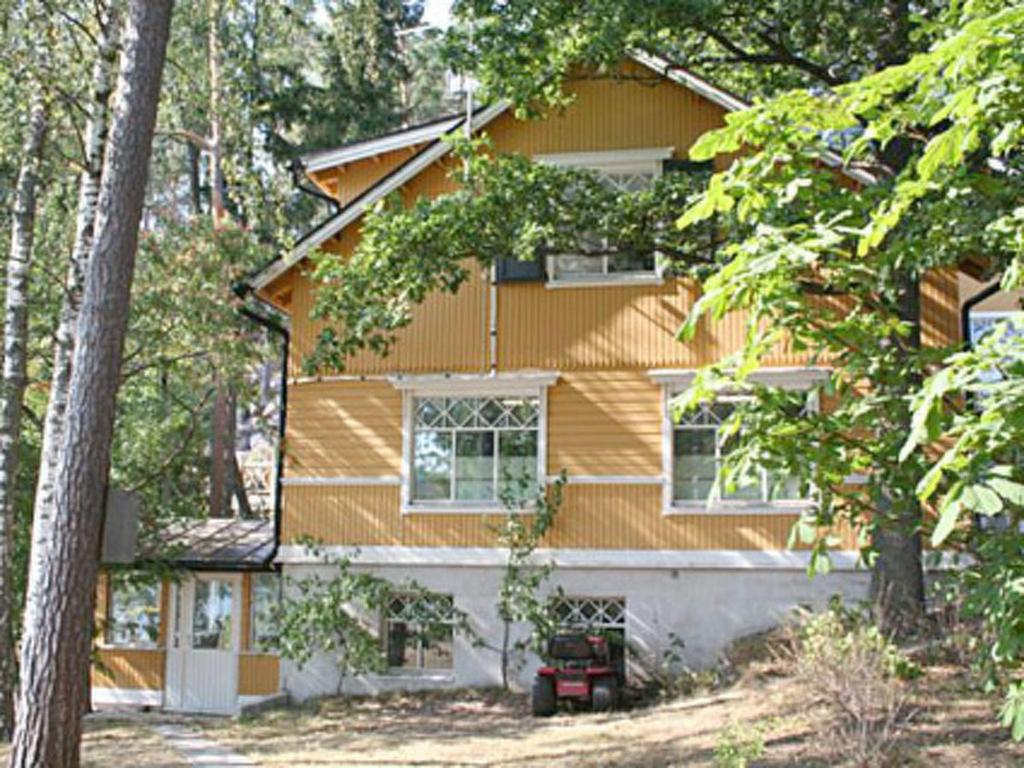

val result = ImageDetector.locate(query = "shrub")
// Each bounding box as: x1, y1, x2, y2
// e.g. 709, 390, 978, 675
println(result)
789, 600, 917, 766
713, 722, 765, 768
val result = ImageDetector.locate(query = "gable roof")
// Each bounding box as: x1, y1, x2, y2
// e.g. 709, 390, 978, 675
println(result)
250, 51, 873, 292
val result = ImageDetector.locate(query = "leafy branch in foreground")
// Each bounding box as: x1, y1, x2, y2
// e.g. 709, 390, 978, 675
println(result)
672, 0, 1024, 619
306, 138, 716, 373
670, 0, 1024, 734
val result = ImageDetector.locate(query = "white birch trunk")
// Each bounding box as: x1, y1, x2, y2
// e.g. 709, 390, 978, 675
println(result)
10, 2, 172, 764
0, 93, 48, 741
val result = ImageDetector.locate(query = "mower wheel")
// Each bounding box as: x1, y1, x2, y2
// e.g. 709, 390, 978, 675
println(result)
591, 676, 618, 712
531, 676, 556, 717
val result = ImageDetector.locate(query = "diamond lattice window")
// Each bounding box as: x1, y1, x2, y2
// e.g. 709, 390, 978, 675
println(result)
412, 395, 540, 504
384, 593, 455, 671
548, 164, 660, 281
552, 597, 626, 629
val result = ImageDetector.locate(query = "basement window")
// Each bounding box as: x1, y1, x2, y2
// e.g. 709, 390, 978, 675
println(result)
384, 593, 455, 671
106, 574, 160, 648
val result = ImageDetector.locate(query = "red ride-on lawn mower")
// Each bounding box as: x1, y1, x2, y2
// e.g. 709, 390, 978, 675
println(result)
531, 633, 622, 716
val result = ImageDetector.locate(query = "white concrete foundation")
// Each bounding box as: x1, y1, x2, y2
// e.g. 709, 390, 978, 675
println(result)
278, 557, 870, 701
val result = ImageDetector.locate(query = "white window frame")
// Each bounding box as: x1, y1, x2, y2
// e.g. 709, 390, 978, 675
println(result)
393, 374, 555, 514
535, 148, 674, 288
382, 592, 457, 673
248, 572, 279, 651
104, 575, 161, 650
651, 367, 829, 515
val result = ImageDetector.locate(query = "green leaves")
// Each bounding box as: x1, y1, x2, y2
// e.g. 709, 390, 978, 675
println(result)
1001, 683, 1024, 742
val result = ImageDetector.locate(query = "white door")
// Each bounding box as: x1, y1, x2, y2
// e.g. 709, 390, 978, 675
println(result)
165, 573, 240, 714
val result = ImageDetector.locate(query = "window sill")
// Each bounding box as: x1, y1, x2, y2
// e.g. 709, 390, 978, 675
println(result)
664, 501, 815, 517
545, 275, 664, 289
98, 643, 162, 651
401, 503, 507, 516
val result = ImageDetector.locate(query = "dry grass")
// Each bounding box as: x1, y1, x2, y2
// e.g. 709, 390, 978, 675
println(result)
199, 659, 1024, 768
0, 714, 186, 768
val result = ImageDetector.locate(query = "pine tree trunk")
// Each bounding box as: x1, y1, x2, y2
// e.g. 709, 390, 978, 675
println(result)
0, 94, 48, 742
10, 2, 172, 765
31, 0, 121, 620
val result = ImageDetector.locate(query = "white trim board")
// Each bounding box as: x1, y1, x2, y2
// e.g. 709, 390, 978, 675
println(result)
301, 116, 463, 173
388, 370, 559, 394
534, 147, 675, 169
649, 366, 832, 390
282, 476, 401, 487
277, 544, 868, 571
91, 687, 163, 708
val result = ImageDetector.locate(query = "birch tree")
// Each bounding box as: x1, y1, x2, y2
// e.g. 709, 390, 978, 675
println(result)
11, 1, 173, 764
0, 92, 47, 742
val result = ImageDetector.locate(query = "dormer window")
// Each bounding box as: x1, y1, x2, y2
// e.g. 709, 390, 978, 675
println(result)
536, 148, 673, 287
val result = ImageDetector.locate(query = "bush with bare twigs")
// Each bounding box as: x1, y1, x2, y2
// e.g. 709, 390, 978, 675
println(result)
785, 599, 920, 767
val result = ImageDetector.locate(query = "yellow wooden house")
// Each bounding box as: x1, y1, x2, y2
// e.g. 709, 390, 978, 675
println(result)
93, 51, 996, 711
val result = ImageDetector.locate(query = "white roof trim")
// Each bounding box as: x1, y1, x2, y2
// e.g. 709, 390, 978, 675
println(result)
628, 49, 749, 113
534, 147, 675, 168
387, 370, 559, 394
301, 116, 463, 173
630, 50, 875, 186
253, 101, 510, 290
648, 365, 832, 390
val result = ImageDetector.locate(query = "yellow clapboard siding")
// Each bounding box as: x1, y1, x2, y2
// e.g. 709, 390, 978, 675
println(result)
921, 267, 961, 347
286, 379, 402, 476
287, 256, 489, 377
93, 648, 165, 690
238, 654, 280, 696
282, 482, 856, 551
548, 371, 662, 476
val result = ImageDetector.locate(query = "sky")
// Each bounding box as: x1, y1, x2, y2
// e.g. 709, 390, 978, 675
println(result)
423, 0, 454, 29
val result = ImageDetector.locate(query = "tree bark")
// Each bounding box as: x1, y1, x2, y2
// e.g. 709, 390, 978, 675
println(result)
10, 2, 172, 765
0, 93, 48, 741
32, 0, 121, 627
871, 265, 926, 632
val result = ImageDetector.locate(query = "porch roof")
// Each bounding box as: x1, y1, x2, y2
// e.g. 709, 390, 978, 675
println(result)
147, 518, 274, 571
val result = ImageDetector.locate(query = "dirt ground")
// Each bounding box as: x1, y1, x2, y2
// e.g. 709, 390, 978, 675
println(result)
200, 664, 1024, 767
0, 714, 186, 768
0, 660, 1018, 767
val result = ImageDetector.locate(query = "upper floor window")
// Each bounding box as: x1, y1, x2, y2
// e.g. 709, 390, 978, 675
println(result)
106, 575, 160, 648
672, 399, 804, 505
537, 148, 672, 286
652, 367, 828, 513
411, 394, 540, 506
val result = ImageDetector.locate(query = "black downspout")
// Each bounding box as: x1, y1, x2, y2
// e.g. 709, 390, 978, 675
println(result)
233, 281, 289, 570
961, 279, 1002, 350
